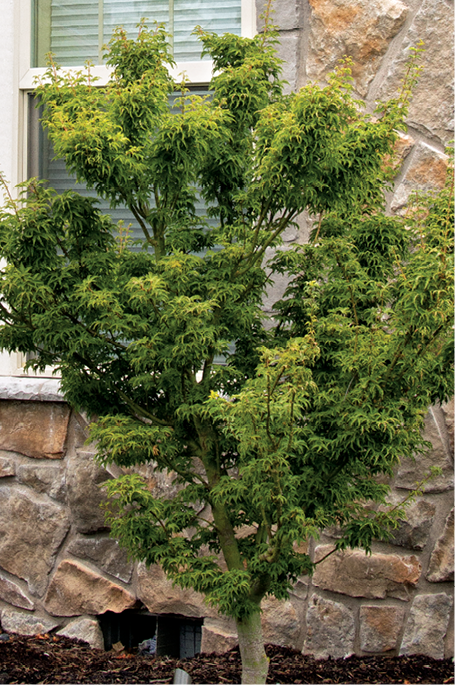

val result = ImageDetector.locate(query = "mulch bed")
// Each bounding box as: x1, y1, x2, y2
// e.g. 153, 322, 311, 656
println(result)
0, 634, 453, 684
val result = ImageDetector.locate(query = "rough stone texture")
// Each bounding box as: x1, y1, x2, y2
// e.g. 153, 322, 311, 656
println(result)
399, 593, 453, 659
57, 617, 105, 650
389, 499, 436, 550
0, 456, 15, 478
304, 595, 355, 659
261, 597, 301, 647
67, 537, 134, 584
313, 545, 421, 601
359, 605, 405, 653
0, 488, 70, 596
0, 401, 70, 459
65, 450, 112, 533
137, 563, 214, 619
44, 559, 137, 617
1, 608, 60, 636
16, 464, 66, 502
396, 409, 454, 493
426, 508, 454, 583
306, 0, 408, 96
0, 574, 34, 611
391, 142, 449, 213
378, 0, 454, 145
201, 617, 238, 654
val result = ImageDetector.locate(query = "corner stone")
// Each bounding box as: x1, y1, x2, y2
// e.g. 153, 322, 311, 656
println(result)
400, 593, 453, 659
1, 608, 60, 636
44, 560, 137, 617
57, 617, 105, 650
0, 401, 70, 459
303, 595, 355, 659
360, 605, 405, 652
313, 545, 421, 601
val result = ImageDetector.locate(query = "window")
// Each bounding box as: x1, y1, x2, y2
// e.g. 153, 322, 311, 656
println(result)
23, 0, 255, 244
7, 0, 254, 376
32, 0, 244, 66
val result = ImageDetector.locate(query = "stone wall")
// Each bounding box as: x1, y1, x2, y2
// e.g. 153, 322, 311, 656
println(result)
0, 380, 452, 658
0, 0, 453, 661
0, 386, 224, 648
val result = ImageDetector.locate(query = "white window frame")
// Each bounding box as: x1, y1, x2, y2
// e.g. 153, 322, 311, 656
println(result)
2, 0, 255, 377
19, 0, 256, 89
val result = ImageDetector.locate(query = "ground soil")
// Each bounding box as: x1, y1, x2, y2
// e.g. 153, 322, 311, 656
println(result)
0, 634, 453, 684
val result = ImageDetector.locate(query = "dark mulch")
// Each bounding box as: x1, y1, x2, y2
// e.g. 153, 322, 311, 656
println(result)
0, 634, 453, 684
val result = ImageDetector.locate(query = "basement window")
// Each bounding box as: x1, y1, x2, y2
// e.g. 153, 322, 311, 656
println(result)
98, 610, 202, 658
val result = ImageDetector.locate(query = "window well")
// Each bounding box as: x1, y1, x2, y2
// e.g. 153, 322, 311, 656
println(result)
99, 610, 202, 658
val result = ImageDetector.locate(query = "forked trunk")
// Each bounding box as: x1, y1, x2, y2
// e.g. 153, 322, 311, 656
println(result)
236, 610, 269, 684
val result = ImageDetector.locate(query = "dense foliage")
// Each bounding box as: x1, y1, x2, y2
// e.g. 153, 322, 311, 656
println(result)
0, 19, 453, 683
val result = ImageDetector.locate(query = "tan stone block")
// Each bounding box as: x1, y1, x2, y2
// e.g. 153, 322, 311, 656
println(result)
313, 545, 421, 600
44, 560, 137, 617
360, 605, 405, 652
0, 401, 70, 459
137, 563, 215, 619
307, 0, 408, 95
400, 593, 453, 659
0, 488, 70, 596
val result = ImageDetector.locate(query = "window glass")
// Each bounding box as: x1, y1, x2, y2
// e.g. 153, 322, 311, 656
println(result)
32, 0, 241, 67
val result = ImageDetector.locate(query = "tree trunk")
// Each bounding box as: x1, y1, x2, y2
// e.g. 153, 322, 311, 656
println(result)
236, 610, 269, 684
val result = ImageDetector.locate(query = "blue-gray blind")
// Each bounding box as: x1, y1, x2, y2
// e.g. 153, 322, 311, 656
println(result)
33, 0, 241, 66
